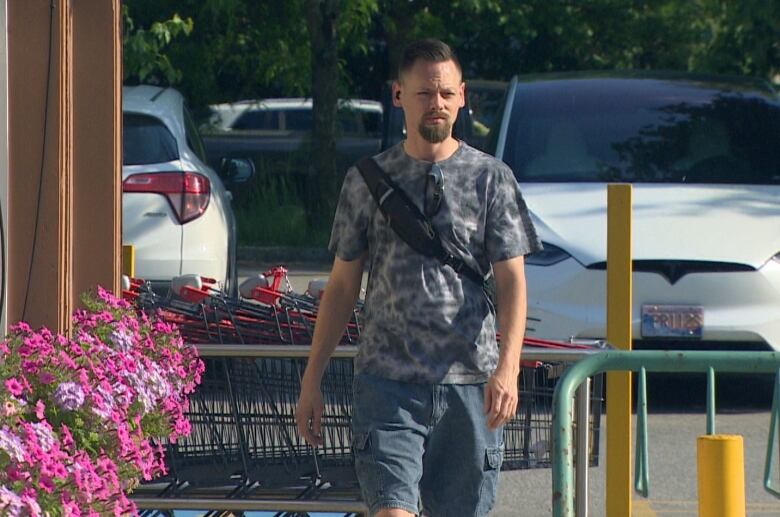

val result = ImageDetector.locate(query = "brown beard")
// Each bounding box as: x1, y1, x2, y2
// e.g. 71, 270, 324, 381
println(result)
418, 116, 452, 143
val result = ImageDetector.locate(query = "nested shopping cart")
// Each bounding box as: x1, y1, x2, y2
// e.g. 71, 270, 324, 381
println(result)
128, 268, 604, 516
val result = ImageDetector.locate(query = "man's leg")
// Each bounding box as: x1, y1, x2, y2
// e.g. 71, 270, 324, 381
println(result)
352, 373, 430, 516
419, 383, 504, 517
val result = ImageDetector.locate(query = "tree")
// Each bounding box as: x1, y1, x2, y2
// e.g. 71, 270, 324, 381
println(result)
122, 5, 193, 85
305, 0, 340, 232
122, 0, 779, 246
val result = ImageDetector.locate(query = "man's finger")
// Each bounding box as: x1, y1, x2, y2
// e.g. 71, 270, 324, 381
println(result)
489, 391, 506, 429
311, 408, 324, 446
491, 389, 505, 417
484, 385, 493, 415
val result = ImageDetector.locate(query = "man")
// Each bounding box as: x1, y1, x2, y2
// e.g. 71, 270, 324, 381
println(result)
295, 39, 542, 517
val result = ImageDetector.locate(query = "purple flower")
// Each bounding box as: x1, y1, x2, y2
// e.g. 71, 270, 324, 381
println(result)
0, 486, 23, 516
53, 382, 85, 411
0, 427, 26, 463
30, 422, 56, 452
109, 329, 134, 352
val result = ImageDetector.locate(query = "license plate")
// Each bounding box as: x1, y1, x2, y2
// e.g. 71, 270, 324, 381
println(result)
641, 304, 703, 339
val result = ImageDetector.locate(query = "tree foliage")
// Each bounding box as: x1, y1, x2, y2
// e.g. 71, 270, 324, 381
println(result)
122, 5, 193, 85
121, 0, 779, 245
123, 0, 779, 112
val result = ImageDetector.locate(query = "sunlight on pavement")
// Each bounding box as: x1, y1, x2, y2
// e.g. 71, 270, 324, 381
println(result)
634, 499, 780, 516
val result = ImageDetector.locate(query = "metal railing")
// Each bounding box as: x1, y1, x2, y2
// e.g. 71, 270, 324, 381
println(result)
551, 350, 780, 517
133, 343, 605, 514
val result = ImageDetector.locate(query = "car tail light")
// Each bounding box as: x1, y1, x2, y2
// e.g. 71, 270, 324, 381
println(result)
123, 172, 210, 224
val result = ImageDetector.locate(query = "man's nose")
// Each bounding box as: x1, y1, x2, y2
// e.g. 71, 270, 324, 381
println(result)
430, 92, 445, 110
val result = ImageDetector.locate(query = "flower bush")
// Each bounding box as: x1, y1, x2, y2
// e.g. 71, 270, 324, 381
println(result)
0, 286, 204, 516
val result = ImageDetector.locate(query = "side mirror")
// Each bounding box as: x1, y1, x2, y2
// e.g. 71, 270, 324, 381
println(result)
219, 157, 255, 184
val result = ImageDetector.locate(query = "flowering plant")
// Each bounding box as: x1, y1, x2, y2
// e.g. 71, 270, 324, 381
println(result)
0, 286, 204, 516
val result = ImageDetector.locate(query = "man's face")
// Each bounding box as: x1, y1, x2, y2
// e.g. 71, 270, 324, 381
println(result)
393, 59, 465, 144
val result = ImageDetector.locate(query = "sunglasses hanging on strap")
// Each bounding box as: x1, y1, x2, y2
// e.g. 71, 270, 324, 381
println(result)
355, 157, 493, 300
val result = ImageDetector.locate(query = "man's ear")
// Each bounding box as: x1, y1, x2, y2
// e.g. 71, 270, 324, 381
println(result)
459, 82, 466, 108
392, 81, 403, 108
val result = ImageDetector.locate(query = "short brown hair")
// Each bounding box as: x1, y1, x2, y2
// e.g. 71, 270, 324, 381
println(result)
398, 39, 462, 80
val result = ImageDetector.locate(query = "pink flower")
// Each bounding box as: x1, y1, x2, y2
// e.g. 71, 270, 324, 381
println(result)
60, 424, 75, 449
10, 321, 32, 333
35, 400, 46, 419
0, 286, 200, 514
22, 360, 40, 375
38, 371, 56, 384
39, 475, 56, 493
4, 378, 23, 397
51, 462, 68, 479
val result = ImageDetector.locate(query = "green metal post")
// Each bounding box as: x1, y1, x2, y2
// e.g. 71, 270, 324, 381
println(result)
764, 369, 780, 497
553, 350, 780, 517
634, 367, 649, 497
707, 366, 716, 435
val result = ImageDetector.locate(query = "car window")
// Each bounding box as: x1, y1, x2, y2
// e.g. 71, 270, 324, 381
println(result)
503, 82, 780, 184
284, 109, 314, 131
123, 113, 179, 165
232, 109, 280, 130
362, 111, 382, 136
183, 106, 208, 163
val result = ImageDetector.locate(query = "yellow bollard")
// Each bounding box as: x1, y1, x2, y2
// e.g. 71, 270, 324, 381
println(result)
122, 244, 135, 278
697, 434, 746, 517
606, 184, 633, 517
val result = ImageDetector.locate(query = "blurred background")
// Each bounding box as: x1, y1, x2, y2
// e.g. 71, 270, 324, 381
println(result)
121, 0, 780, 248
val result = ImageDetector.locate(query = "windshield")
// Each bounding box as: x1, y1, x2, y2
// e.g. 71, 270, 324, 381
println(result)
501, 78, 780, 184
123, 113, 179, 165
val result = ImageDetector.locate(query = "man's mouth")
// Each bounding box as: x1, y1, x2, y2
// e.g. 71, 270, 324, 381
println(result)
425, 115, 448, 124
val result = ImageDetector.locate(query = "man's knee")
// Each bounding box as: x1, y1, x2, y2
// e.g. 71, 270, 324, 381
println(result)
375, 509, 416, 517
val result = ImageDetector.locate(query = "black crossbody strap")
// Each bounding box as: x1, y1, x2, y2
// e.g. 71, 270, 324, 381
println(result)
355, 157, 486, 288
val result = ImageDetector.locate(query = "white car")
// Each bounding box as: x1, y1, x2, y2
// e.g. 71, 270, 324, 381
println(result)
206, 97, 383, 136
491, 73, 780, 350
122, 85, 252, 293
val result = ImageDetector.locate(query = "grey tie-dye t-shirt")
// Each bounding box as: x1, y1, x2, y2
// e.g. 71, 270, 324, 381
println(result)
329, 142, 542, 384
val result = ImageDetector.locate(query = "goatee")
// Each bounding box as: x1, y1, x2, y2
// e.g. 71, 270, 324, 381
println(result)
418, 117, 452, 143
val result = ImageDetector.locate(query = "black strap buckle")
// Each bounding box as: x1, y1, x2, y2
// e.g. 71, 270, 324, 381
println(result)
444, 253, 465, 273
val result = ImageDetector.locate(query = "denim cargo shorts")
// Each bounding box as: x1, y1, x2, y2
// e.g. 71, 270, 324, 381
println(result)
351, 372, 504, 517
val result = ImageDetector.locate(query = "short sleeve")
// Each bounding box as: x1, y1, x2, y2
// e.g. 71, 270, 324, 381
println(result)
328, 167, 373, 261
484, 166, 543, 263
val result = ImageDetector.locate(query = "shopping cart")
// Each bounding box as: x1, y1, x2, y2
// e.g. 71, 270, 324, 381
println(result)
128, 269, 604, 515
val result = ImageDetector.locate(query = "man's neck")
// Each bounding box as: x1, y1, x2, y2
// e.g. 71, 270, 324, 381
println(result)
403, 136, 460, 163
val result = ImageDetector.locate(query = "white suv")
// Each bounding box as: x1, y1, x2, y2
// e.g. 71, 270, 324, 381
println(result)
207, 97, 383, 136
122, 85, 252, 293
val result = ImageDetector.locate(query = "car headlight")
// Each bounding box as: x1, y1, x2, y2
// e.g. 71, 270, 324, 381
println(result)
526, 242, 572, 266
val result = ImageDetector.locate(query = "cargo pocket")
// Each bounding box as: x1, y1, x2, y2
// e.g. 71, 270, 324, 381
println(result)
351, 431, 384, 502
476, 445, 504, 516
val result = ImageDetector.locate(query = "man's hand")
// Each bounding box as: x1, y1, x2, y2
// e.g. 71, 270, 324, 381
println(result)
296, 381, 325, 447
294, 255, 365, 447
484, 366, 519, 430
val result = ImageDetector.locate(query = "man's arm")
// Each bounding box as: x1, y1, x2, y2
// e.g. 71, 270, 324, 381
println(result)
484, 255, 528, 430
296, 254, 366, 446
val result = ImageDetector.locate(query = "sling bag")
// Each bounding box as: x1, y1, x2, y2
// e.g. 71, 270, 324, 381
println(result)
355, 157, 494, 300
